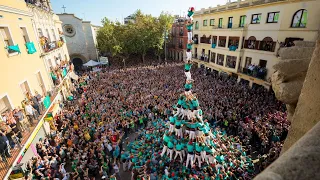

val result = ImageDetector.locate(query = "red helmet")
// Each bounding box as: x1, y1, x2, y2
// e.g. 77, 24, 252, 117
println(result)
190, 7, 195, 11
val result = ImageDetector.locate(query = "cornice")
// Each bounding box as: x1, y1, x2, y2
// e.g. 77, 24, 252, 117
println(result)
0, 5, 32, 17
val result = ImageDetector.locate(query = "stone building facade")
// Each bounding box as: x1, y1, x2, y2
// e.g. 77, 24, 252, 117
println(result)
57, 13, 100, 69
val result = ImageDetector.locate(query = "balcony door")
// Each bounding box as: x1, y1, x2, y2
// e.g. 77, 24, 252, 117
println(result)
228, 17, 233, 28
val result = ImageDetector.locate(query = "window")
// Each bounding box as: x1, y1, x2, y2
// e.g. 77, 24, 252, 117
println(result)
218, 36, 226, 47
0, 96, 12, 114
36, 72, 46, 95
46, 29, 51, 42
218, 18, 223, 28
245, 57, 252, 67
210, 19, 215, 26
20, 81, 31, 98
63, 24, 76, 37
226, 56, 237, 68
211, 52, 216, 63
251, 14, 261, 24
38, 28, 43, 37
291, 9, 307, 28
203, 20, 208, 26
195, 21, 199, 29
228, 17, 233, 28
239, 15, 246, 27
217, 54, 225, 66
259, 59, 267, 68
52, 29, 57, 41
267, 12, 279, 23
0, 27, 15, 53
20, 27, 30, 43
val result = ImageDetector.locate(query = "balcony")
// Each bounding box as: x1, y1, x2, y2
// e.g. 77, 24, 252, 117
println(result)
241, 65, 267, 80
244, 37, 276, 52
228, 37, 240, 51
0, 67, 71, 180
218, 36, 227, 48
40, 36, 65, 54
25, 0, 51, 11
193, 35, 199, 44
200, 35, 211, 44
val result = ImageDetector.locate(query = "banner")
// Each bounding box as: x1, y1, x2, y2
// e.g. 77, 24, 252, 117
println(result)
43, 96, 51, 109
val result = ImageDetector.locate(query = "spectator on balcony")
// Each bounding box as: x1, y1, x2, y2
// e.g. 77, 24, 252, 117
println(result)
0, 131, 11, 160
13, 108, 28, 132
31, 94, 41, 116
35, 91, 44, 113
25, 101, 37, 125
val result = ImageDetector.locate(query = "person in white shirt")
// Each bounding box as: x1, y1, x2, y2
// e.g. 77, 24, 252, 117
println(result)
25, 102, 35, 125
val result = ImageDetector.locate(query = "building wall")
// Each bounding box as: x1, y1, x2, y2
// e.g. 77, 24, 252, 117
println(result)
58, 14, 99, 63
58, 14, 89, 62
168, 21, 188, 61
83, 22, 98, 60
193, 0, 320, 80
0, 2, 52, 108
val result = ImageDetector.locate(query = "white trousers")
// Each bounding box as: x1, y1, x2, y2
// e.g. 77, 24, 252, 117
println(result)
161, 145, 168, 157
174, 108, 182, 117
201, 151, 206, 161
188, 32, 192, 41
194, 154, 202, 168
186, 51, 192, 61
167, 148, 174, 160
206, 154, 215, 164
169, 124, 175, 133
189, 130, 196, 140
175, 128, 183, 138
186, 153, 194, 167
184, 71, 192, 81
174, 150, 183, 162
123, 162, 128, 171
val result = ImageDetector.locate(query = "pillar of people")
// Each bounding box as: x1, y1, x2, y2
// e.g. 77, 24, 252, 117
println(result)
160, 7, 216, 169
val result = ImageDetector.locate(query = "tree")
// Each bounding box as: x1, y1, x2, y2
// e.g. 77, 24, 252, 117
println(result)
153, 12, 174, 63
97, 18, 135, 67
97, 11, 174, 65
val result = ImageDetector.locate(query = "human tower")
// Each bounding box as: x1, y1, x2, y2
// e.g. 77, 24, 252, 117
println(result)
160, 7, 216, 169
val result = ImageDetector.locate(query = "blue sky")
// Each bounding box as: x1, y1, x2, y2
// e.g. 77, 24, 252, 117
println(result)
51, 0, 227, 26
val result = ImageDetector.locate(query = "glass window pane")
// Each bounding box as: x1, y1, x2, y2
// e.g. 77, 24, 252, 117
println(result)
301, 10, 307, 27
292, 10, 303, 27
268, 13, 274, 22
274, 13, 279, 22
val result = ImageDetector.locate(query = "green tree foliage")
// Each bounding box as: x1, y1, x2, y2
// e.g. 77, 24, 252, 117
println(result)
97, 10, 174, 64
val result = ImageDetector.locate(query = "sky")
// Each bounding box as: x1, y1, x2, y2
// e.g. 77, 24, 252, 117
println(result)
51, 0, 227, 26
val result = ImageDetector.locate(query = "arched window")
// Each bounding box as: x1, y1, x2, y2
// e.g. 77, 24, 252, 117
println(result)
195, 21, 199, 29
260, 37, 276, 52
291, 9, 307, 28
247, 36, 257, 49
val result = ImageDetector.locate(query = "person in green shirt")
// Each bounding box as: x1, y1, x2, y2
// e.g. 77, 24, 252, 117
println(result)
161, 132, 171, 157
194, 142, 203, 168
175, 119, 184, 138
186, 20, 193, 41
186, 141, 194, 168
184, 62, 193, 81
174, 140, 184, 162
168, 116, 176, 133
186, 41, 193, 63
167, 139, 174, 161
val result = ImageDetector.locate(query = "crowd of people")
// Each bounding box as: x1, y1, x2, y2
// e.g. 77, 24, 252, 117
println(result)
22, 61, 288, 180
0, 91, 45, 161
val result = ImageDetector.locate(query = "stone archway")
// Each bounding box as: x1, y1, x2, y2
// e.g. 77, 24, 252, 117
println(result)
176, 51, 179, 61
70, 53, 87, 71
180, 51, 184, 61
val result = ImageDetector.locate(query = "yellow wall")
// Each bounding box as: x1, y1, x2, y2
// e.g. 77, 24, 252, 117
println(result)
0, 3, 52, 108
192, 0, 320, 81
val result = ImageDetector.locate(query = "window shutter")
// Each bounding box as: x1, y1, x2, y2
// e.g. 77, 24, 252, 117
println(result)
255, 41, 260, 50
0, 28, 8, 40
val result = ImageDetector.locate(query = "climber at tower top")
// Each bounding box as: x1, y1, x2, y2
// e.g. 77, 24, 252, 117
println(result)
187, 7, 195, 21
